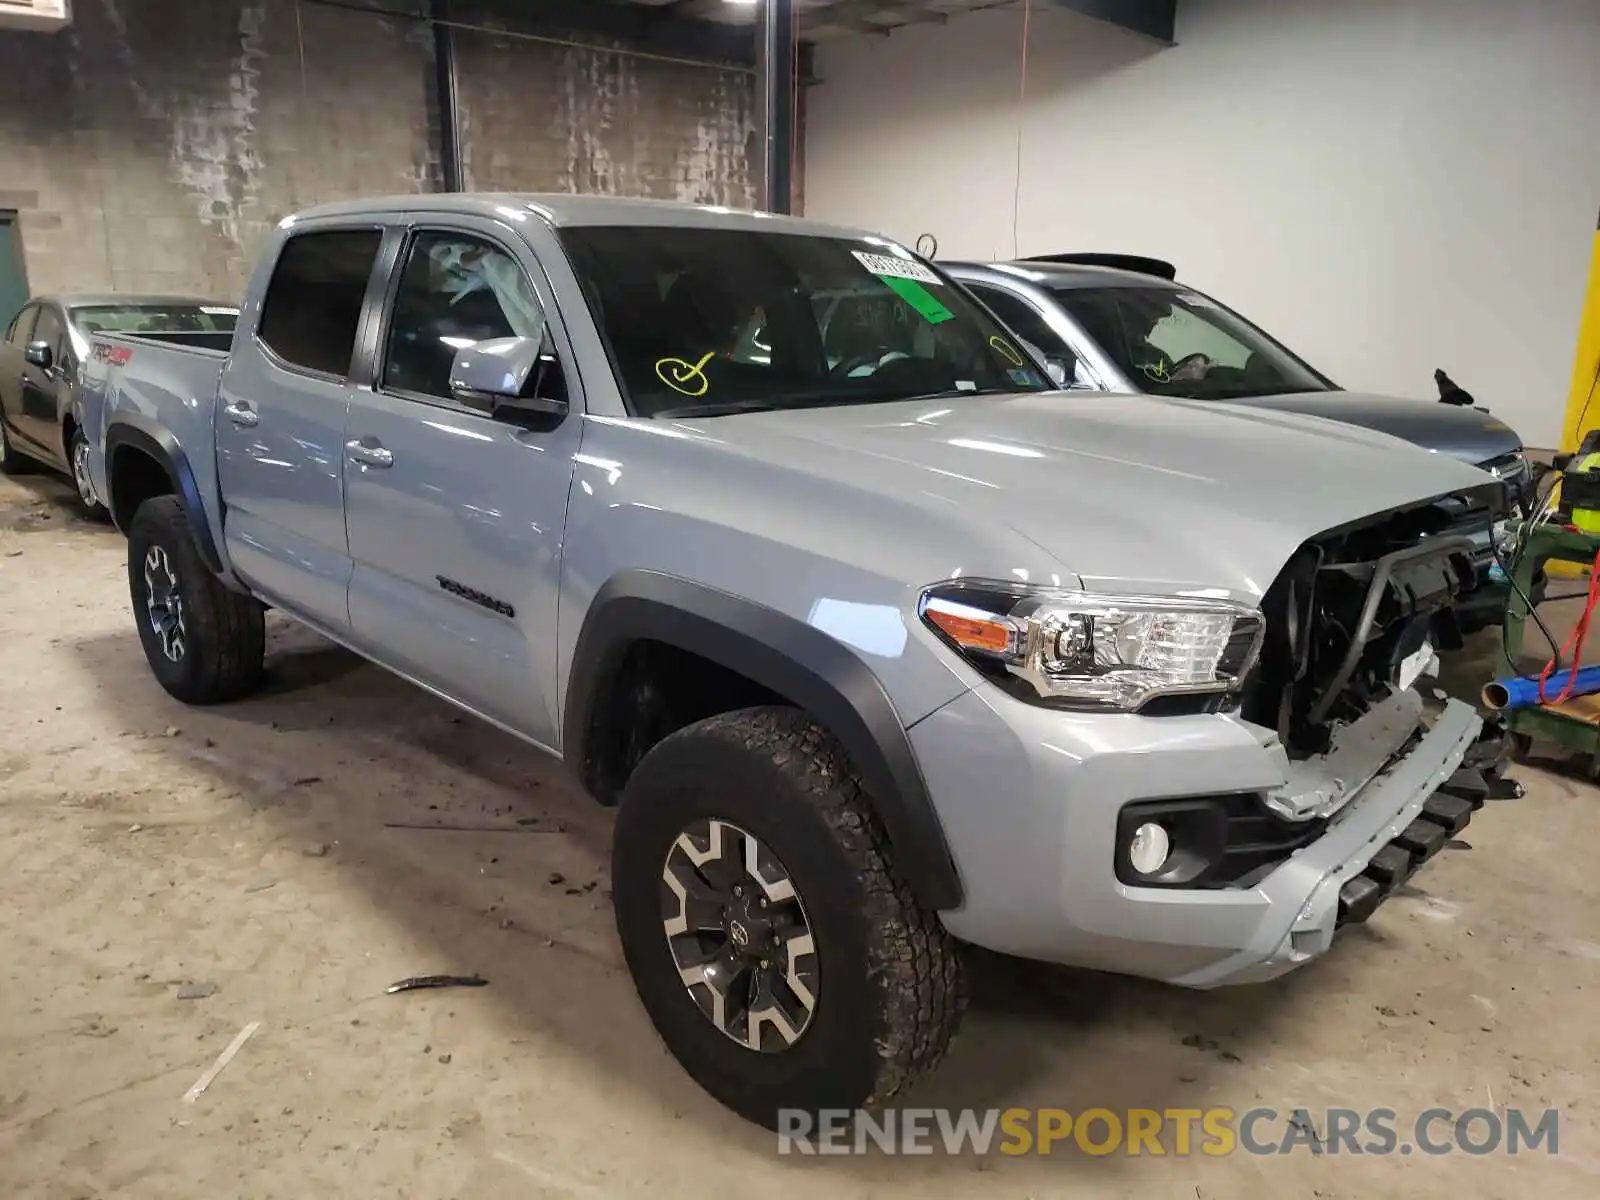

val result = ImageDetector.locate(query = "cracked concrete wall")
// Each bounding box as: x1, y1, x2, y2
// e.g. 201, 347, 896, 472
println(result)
450, 25, 757, 209
0, 0, 759, 304
0, 0, 437, 300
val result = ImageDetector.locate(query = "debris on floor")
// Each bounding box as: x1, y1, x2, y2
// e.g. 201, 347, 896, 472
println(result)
385, 974, 489, 995
183, 1021, 261, 1103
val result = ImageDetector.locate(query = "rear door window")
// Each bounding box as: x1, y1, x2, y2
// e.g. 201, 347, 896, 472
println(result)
257, 230, 383, 378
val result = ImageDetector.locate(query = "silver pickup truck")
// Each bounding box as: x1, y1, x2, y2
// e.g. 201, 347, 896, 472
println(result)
81, 194, 1514, 1129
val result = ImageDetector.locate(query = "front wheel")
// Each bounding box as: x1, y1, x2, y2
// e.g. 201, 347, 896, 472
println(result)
128, 496, 266, 705
612, 706, 964, 1129
69, 426, 108, 520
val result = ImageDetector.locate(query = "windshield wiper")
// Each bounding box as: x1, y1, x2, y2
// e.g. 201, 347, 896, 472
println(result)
654, 400, 786, 419
905, 387, 1020, 400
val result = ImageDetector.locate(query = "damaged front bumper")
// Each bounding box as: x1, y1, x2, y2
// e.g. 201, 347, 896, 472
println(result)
912, 685, 1512, 988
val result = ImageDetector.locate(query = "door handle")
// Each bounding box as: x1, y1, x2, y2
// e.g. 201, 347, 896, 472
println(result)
223, 400, 259, 427
346, 439, 394, 469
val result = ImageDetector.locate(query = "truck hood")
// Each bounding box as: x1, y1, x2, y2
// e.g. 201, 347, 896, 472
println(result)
702, 391, 1501, 603
1219, 390, 1523, 465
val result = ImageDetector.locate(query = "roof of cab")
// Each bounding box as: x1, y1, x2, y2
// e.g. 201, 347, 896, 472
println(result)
286, 193, 880, 242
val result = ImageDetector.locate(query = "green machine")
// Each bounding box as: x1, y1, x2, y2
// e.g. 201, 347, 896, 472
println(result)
1496, 446, 1600, 772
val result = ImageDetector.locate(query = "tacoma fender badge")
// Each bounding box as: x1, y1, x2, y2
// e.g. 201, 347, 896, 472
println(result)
436, 575, 515, 619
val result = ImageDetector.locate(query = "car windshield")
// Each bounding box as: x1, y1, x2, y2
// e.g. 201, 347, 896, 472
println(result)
71, 303, 239, 338
1050, 285, 1331, 400
560, 226, 1051, 418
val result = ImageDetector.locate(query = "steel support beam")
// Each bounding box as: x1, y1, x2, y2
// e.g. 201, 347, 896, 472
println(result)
756, 0, 796, 214
429, 0, 465, 191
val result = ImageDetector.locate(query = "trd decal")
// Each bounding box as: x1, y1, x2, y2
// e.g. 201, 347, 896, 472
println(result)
91, 343, 133, 366
436, 575, 515, 619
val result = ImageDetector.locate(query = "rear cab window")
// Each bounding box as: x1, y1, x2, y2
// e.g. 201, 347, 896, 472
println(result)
257, 229, 384, 378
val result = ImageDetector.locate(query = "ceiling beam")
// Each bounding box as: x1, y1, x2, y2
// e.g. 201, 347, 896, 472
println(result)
1046, 0, 1176, 45
802, 0, 948, 36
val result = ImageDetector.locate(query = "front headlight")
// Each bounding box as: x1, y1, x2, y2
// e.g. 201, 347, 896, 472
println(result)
918, 580, 1264, 711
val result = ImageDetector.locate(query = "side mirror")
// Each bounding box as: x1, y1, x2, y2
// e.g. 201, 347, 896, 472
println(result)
24, 340, 53, 371
448, 333, 566, 419
1044, 356, 1070, 388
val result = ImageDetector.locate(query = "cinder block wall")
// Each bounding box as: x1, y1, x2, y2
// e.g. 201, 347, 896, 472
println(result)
0, 0, 758, 302
452, 27, 756, 207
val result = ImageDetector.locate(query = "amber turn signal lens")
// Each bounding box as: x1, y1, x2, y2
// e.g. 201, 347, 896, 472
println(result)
926, 608, 1011, 654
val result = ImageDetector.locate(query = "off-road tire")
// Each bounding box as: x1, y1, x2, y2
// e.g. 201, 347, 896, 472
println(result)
69, 425, 109, 520
612, 705, 964, 1129
128, 496, 265, 705
0, 415, 33, 475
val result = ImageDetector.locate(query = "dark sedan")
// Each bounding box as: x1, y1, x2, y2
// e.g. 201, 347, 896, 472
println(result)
0, 294, 238, 515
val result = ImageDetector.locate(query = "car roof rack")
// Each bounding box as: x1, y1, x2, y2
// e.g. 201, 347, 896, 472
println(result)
1016, 253, 1178, 281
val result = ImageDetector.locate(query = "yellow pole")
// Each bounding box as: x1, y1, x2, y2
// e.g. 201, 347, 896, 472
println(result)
1547, 211, 1600, 579
1560, 208, 1600, 452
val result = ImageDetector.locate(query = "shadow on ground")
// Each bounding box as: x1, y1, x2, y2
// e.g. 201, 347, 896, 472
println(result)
62, 613, 1392, 1148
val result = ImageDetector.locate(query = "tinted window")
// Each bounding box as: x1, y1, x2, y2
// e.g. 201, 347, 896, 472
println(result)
31, 306, 64, 358
6, 304, 34, 346
73, 303, 239, 337
967, 285, 1069, 357
1050, 285, 1329, 400
383, 231, 547, 401
559, 226, 1048, 418
258, 230, 382, 377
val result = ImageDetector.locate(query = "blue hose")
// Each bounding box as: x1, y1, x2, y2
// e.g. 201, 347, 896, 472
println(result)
1483, 664, 1600, 711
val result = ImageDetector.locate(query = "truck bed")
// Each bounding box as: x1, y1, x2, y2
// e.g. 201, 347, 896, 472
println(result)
81, 331, 232, 533
101, 330, 233, 355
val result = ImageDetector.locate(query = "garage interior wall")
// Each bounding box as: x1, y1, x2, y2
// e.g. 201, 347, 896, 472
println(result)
803, 0, 1600, 449
0, 0, 757, 303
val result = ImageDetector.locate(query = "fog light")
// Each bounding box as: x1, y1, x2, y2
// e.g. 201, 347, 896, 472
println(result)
1128, 822, 1171, 875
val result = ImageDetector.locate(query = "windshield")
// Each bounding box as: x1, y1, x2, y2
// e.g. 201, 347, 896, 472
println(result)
1050, 285, 1331, 400
72, 303, 239, 338
560, 227, 1050, 418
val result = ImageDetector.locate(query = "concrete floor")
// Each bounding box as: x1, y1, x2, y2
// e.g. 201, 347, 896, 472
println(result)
1, 469, 1598, 1200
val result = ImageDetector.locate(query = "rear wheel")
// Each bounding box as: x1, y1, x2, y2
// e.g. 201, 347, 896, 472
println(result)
69, 426, 108, 520
128, 496, 266, 704
612, 706, 964, 1129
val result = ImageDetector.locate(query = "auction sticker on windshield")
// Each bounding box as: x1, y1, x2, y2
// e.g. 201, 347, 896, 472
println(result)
852, 251, 939, 283
853, 252, 955, 326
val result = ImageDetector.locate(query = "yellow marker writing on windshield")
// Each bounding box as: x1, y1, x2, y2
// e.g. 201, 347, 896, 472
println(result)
656, 351, 716, 397
989, 336, 1025, 367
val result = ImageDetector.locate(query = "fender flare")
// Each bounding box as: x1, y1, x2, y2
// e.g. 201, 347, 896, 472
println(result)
563, 570, 964, 911
104, 421, 225, 575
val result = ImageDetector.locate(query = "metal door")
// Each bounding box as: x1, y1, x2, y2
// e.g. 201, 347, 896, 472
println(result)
215, 226, 384, 631
344, 223, 582, 743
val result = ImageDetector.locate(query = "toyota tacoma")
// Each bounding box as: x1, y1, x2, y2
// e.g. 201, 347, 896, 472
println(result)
80, 194, 1514, 1129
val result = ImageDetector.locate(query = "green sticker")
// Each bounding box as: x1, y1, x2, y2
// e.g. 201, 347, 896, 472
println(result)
880, 275, 955, 325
